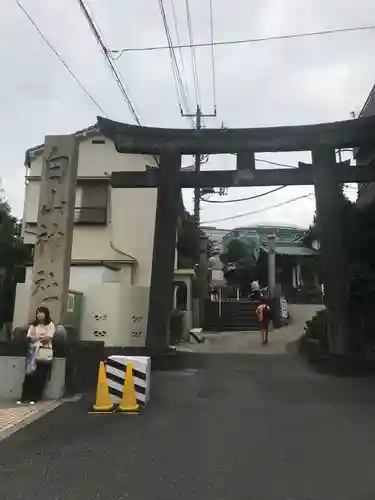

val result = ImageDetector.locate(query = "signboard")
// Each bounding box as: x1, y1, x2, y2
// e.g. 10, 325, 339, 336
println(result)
280, 297, 288, 319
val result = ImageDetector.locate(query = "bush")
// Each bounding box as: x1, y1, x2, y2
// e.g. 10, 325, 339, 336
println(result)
300, 309, 329, 358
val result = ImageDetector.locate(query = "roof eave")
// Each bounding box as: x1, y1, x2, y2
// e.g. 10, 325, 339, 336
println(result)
24, 124, 99, 167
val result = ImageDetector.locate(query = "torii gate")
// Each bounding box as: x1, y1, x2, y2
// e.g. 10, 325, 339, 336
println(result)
97, 115, 375, 356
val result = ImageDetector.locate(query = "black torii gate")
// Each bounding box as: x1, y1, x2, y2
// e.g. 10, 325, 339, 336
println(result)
97, 115, 375, 356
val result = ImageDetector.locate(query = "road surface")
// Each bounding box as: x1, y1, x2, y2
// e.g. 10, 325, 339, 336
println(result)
1, 306, 375, 499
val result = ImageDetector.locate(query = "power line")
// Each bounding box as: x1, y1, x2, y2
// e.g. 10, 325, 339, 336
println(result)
110, 24, 375, 56
184, 0, 201, 106
255, 158, 297, 169
76, 0, 141, 124
170, 0, 192, 108
229, 152, 297, 168
201, 185, 287, 203
14, 0, 107, 115
157, 0, 193, 119
202, 193, 314, 224
76, 0, 162, 166
226, 150, 301, 169
208, 0, 217, 112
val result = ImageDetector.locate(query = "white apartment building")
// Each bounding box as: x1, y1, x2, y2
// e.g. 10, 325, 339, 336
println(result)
14, 125, 192, 346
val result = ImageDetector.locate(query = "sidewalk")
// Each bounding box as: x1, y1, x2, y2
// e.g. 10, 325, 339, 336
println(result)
0, 400, 61, 442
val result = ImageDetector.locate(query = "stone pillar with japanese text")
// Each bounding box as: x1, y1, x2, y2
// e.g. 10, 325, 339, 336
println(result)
28, 135, 78, 324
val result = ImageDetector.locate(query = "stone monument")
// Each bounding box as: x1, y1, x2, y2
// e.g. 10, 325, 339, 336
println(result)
28, 135, 78, 324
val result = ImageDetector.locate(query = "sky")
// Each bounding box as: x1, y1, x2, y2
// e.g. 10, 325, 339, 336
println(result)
1, 0, 373, 229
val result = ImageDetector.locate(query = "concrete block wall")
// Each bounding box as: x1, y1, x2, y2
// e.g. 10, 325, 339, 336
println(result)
0, 357, 66, 401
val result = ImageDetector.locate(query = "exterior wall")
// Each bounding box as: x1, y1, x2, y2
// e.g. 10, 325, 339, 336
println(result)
13, 265, 144, 347
24, 136, 159, 284
111, 187, 157, 286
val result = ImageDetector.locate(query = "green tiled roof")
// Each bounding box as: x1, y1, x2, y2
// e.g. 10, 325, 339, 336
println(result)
260, 243, 318, 257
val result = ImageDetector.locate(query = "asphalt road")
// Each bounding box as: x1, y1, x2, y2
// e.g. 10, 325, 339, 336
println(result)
1, 352, 375, 500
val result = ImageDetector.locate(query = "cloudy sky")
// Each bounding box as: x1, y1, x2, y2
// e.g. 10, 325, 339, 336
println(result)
1, 0, 374, 228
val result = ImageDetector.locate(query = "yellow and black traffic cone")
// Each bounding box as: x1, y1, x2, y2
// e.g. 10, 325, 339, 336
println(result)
117, 361, 140, 414
89, 361, 115, 414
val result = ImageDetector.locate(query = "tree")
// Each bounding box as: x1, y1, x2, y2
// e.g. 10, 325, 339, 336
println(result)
220, 239, 248, 265
220, 238, 258, 292
206, 238, 217, 259
0, 195, 29, 326
177, 212, 200, 269
303, 193, 375, 352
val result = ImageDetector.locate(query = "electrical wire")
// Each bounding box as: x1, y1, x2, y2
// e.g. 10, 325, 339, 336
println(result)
255, 158, 297, 169
201, 185, 287, 203
158, 0, 193, 119
76, 0, 141, 124
76, 0, 140, 123
184, 0, 201, 106
77, 1, 162, 165
208, 0, 217, 112
14, 0, 107, 115
170, 0, 191, 107
201, 193, 314, 224
228, 152, 297, 169
110, 24, 375, 56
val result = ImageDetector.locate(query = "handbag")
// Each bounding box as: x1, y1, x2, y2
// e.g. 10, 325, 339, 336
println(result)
36, 346, 53, 363
25, 345, 37, 374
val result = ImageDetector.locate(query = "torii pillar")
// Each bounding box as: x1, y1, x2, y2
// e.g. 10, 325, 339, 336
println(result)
146, 150, 181, 350
312, 147, 349, 355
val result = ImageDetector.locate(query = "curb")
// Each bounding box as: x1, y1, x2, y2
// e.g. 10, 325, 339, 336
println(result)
0, 397, 80, 443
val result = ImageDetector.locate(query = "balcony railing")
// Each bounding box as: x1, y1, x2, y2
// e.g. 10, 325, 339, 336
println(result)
74, 207, 107, 224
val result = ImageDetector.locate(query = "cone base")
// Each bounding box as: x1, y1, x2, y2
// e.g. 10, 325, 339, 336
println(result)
88, 410, 115, 414
92, 404, 114, 412
117, 405, 140, 414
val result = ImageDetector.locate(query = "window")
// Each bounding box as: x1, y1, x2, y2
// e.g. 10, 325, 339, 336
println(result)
74, 181, 108, 225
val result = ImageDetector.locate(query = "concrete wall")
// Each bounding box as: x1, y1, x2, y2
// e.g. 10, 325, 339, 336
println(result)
13, 265, 147, 347
0, 357, 65, 401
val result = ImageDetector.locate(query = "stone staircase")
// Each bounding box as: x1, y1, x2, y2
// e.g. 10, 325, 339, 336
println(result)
203, 299, 259, 331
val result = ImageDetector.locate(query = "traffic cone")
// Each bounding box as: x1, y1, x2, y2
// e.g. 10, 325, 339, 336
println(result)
89, 361, 114, 413
117, 361, 140, 414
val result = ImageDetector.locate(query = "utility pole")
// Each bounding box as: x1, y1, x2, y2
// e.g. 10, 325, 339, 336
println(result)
181, 105, 216, 225
181, 104, 216, 327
